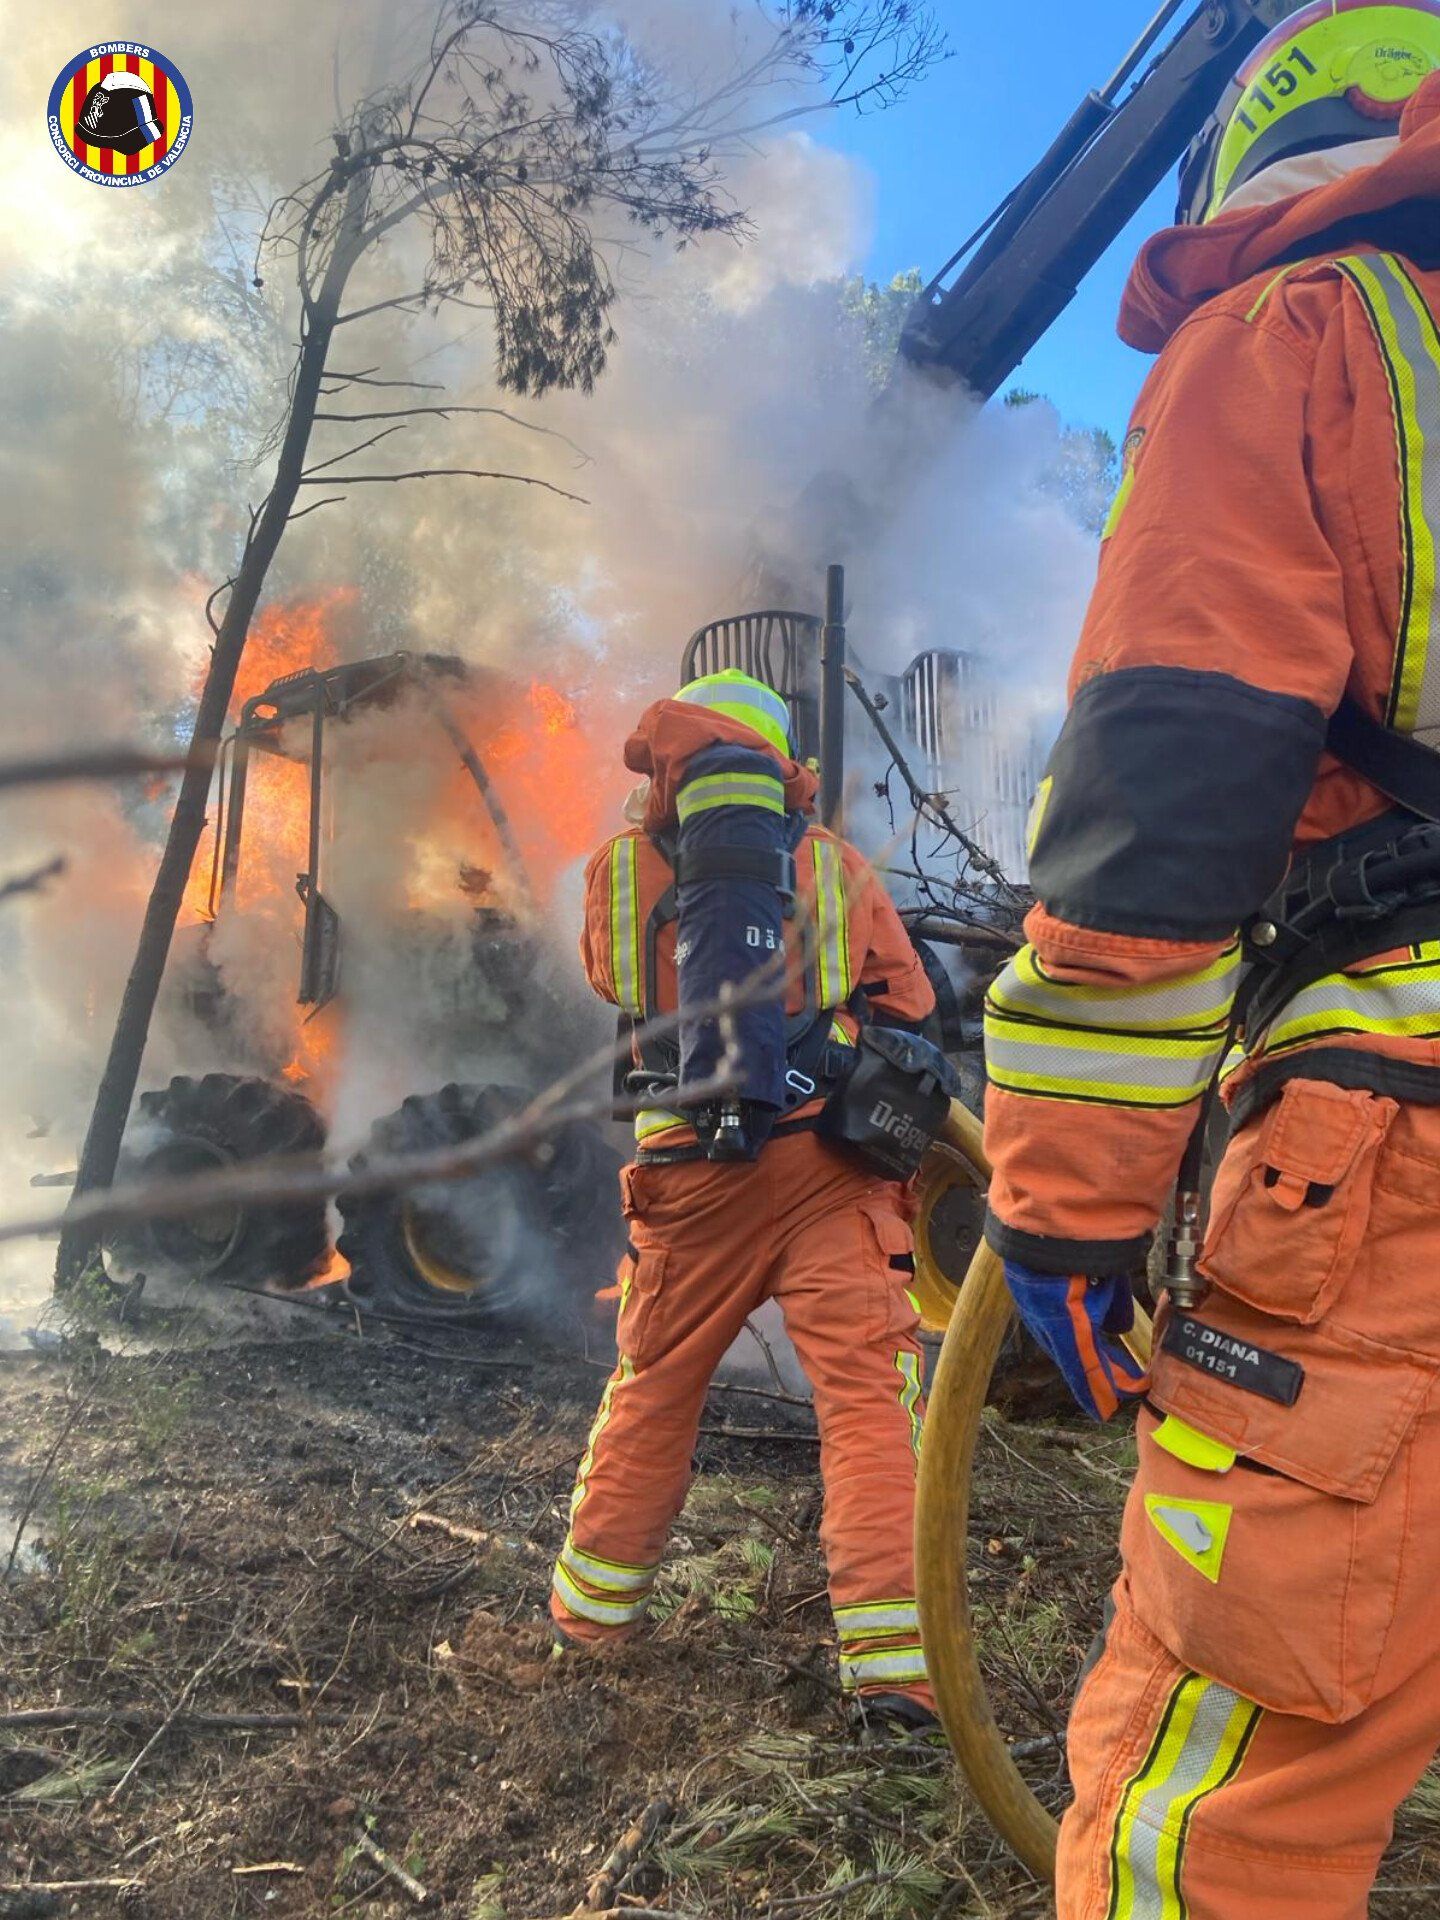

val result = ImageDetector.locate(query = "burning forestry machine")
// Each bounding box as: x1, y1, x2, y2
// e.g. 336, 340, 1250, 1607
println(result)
111, 652, 624, 1331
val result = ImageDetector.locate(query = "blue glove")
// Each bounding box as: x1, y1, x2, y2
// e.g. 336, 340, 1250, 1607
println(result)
1003, 1263, 1150, 1422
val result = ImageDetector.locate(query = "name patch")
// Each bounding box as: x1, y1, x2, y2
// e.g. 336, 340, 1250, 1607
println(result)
1162, 1314, 1304, 1408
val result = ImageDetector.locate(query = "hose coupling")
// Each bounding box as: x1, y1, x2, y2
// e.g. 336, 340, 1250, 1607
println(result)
1163, 1188, 1208, 1310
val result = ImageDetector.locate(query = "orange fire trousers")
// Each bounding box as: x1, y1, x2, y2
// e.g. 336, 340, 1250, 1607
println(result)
551, 1129, 932, 1707
1060, 1080, 1440, 1918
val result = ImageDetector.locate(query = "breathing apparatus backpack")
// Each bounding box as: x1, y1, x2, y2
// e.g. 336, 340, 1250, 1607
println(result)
623, 741, 960, 1174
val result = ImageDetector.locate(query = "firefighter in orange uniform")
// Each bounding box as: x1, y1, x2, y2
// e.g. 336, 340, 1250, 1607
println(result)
981, 6, 1440, 1914
551, 669, 942, 1726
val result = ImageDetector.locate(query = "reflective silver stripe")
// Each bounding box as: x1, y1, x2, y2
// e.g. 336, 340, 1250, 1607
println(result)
834, 1600, 920, 1637
560, 1537, 658, 1593
989, 945, 1242, 1034
1337, 253, 1440, 741
1108, 1675, 1261, 1920
609, 837, 643, 1016
839, 1645, 929, 1690
675, 770, 785, 820
811, 838, 852, 1005
1259, 947, 1440, 1055
895, 1351, 923, 1457
552, 1562, 652, 1627
984, 944, 1238, 1110
985, 1018, 1227, 1108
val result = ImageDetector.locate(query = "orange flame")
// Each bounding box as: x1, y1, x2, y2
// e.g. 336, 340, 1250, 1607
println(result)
178, 593, 634, 1110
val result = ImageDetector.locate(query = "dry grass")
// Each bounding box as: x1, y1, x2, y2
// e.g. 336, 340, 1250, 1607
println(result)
1, 1312, 1439, 1918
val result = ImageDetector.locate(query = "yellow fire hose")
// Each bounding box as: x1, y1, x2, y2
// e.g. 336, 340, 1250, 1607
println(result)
913, 1100, 1153, 1883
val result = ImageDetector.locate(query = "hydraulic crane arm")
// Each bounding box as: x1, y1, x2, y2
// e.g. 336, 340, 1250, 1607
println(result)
898, 0, 1300, 400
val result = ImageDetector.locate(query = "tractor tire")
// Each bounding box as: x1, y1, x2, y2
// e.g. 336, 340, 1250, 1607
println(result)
110, 1073, 330, 1288
336, 1083, 624, 1331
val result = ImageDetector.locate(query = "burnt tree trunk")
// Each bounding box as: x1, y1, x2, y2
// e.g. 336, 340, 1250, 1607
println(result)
56, 181, 371, 1286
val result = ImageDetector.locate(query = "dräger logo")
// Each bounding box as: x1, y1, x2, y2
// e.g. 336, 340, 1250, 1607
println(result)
868, 1100, 930, 1157
47, 44, 193, 189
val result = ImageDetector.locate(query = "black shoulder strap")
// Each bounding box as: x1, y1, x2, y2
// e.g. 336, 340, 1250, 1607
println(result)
1328, 696, 1440, 823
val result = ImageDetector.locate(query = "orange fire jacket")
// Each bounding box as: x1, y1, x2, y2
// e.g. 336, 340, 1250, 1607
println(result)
984, 75, 1440, 1274
582, 700, 934, 1148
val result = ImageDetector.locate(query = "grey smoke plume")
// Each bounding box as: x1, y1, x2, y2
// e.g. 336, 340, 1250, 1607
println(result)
0, 0, 1102, 1333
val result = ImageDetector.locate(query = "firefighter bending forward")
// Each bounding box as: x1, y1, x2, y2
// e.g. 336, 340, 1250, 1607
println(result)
551, 669, 940, 1727
981, 8, 1440, 1915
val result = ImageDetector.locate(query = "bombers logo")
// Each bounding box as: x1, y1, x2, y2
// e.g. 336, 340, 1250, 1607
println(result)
48, 44, 192, 188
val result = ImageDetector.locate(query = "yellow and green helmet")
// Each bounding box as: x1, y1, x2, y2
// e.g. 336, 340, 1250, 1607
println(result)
674, 668, 794, 758
1179, 0, 1440, 224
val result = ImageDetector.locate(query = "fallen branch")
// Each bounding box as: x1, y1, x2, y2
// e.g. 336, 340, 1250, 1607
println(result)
0, 1707, 361, 1733
699, 1425, 820, 1445
408, 1511, 542, 1556
766, 1868, 903, 1914
0, 1884, 143, 1912
107, 1622, 242, 1802
353, 1828, 432, 1907
707, 1380, 813, 1413
232, 1862, 307, 1878
577, 1794, 674, 1912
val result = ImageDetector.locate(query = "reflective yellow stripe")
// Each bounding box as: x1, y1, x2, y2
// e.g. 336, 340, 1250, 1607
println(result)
894, 1351, 923, 1457
1107, 1675, 1261, 1920
569, 1355, 634, 1524
834, 1599, 920, 1637
990, 945, 1242, 1035
559, 1536, 657, 1593
635, 1107, 685, 1143
675, 770, 785, 821
1259, 943, 1440, 1055
608, 837, 643, 1016
1103, 465, 1136, 541
552, 1562, 652, 1627
839, 1645, 929, 1690
1336, 253, 1440, 740
984, 944, 1239, 1111
676, 672, 792, 757
811, 838, 852, 1006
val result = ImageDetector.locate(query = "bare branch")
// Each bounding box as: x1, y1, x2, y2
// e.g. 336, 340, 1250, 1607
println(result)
321, 368, 445, 392
286, 494, 347, 524
300, 422, 410, 476
0, 746, 212, 793
205, 578, 235, 638
10, 961, 792, 1248
312, 405, 591, 462
295, 466, 588, 504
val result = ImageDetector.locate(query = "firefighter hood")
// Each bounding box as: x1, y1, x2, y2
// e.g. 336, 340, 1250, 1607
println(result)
1122, 69, 1440, 350
623, 696, 818, 836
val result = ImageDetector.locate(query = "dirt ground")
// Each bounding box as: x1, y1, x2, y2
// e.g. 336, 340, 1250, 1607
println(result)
2, 1292, 1439, 1920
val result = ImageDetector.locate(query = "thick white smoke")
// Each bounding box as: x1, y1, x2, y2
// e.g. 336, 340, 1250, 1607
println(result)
0, 0, 1102, 1333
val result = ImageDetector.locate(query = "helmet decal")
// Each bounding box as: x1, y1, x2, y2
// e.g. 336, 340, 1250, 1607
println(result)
1179, 2, 1440, 223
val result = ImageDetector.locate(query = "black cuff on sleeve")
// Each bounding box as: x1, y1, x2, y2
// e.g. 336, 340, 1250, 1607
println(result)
1030, 666, 1327, 941
983, 1208, 1152, 1278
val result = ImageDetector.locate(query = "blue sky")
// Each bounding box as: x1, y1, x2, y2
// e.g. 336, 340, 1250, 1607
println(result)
828, 0, 1184, 440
